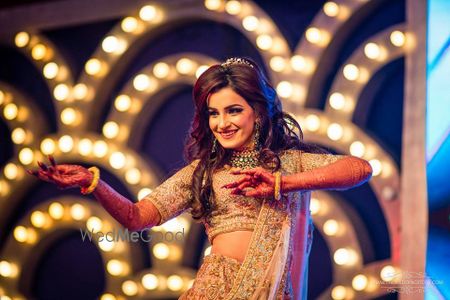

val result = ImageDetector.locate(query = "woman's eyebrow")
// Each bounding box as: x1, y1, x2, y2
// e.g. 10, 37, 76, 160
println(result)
207, 104, 244, 110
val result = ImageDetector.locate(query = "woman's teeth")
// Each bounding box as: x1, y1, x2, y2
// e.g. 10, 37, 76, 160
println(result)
220, 130, 237, 139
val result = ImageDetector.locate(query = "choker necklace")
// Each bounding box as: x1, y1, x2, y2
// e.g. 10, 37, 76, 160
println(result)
229, 149, 260, 169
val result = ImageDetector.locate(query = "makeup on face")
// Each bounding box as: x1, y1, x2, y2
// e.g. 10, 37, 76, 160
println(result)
207, 87, 256, 150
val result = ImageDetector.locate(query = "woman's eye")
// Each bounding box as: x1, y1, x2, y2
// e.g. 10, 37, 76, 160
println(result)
208, 111, 218, 116
229, 108, 243, 114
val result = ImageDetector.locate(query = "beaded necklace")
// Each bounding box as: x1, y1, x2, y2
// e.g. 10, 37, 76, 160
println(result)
229, 148, 260, 169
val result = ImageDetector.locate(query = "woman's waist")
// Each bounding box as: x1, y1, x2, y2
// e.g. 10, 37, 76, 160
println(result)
210, 230, 253, 263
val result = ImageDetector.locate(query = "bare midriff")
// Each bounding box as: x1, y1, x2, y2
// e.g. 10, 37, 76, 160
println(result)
210, 230, 253, 263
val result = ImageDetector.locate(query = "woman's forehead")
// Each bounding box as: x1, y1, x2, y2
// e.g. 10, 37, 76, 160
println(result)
207, 87, 250, 109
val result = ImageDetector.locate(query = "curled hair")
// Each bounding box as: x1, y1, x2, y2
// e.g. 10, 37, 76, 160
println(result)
184, 57, 325, 220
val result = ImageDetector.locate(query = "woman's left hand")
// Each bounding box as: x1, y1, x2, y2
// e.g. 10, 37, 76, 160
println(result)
222, 167, 275, 198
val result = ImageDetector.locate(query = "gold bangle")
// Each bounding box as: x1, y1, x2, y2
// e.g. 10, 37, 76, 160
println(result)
81, 167, 100, 195
274, 171, 282, 201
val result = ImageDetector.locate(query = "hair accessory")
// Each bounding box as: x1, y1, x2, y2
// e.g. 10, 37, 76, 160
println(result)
221, 57, 254, 68
274, 171, 282, 201
81, 167, 100, 195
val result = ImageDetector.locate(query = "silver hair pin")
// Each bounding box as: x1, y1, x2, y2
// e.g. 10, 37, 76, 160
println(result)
221, 57, 254, 68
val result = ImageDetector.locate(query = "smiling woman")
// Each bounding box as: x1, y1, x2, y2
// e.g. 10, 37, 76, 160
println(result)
29, 57, 372, 299
207, 87, 257, 150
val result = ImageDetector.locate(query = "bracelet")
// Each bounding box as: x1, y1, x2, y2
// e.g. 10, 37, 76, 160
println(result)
274, 171, 282, 201
81, 167, 100, 195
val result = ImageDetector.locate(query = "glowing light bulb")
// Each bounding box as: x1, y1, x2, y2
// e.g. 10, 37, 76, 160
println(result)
343, 64, 359, 81
196, 65, 209, 78
327, 123, 343, 141
107, 259, 125, 276
122, 280, 138, 296
103, 121, 119, 139
73, 83, 88, 100
0, 90, 4, 105
85, 58, 103, 76
153, 62, 170, 78
121, 17, 139, 33
349, 141, 365, 157
167, 275, 183, 291
93, 140, 108, 158
109, 152, 126, 169
323, 219, 339, 236
276, 81, 293, 98
225, 0, 241, 15
61, 108, 78, 125
102, 36, 120, 53
305, 114, 320, 132
86, 216, 102, 232
139, 5, 157, 21
78, 138, 93, 156
138, 188, 152, 200
305, 27, 323, 44
3, 103, 18, 120
380, 265, 398, 282
329, 92, 345, 110
153, 243, 170, 259
310, 197, 321, 215
333, 248, 357, 265
58, 135, 74, 153
270, 56, 286, 72
256, 35, 273, 50
323, 2, 339, 17
204, 0, 221, 11
15, 32, 30, 47
390, 31, 405, 47
352, 274, 368, 291
43, 62, 59, 79
13, 226, 28, 242
53, 84, 70, 101
31, 44, 47, 60
364, 42, 381, 59
242, 16, 259, 31
4, 163, 20, 180
70, 203, 86, 220
331, 285, 347, 300
176, 58, 195, 75
49, 202, 64, 219
369, 159, 382, 176
11, 127, 27, 144
40, 138, 56, 155
31, 211, 47, 228
19, 148, 34, 165
114, 95, 132, 112
125, 168, 142, 185
142, 273, 159, 290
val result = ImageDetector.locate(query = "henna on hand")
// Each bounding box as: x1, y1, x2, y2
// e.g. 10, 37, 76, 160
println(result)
27, 155, 93, 190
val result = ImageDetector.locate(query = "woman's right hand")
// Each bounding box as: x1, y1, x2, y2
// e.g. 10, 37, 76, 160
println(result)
27, 155, 93, 190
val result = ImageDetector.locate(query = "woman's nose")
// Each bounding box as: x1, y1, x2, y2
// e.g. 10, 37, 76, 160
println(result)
218, 115, 230, 129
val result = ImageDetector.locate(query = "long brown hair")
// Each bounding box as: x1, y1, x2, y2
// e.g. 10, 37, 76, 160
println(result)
184, 57, 324, 220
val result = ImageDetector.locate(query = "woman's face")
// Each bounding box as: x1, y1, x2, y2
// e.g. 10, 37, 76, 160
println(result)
208, 87, 257, 151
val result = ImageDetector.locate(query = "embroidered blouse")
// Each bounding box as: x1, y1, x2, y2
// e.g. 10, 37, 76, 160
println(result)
142, 150, 344, 242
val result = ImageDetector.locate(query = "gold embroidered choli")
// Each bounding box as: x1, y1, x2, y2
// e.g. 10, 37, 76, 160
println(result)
144, 150, 342, 242
142, 150, 344, 298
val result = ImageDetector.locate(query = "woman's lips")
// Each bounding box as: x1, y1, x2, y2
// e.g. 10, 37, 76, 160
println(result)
219, 130, 238, 139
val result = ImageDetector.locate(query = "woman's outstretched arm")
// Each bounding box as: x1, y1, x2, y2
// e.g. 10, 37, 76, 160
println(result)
92, 180, 161, 231
282, 155, 373, 192
223, 153, 372, 197
28, 156, 197, 230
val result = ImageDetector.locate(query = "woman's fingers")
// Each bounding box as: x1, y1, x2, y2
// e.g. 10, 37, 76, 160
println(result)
221, 175, 252, 188
37, 161, 48, 171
